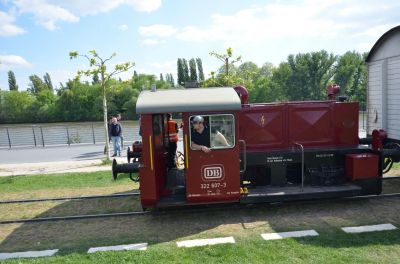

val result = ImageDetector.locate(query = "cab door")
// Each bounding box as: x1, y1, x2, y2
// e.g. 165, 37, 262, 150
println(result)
183, 113, 241, 203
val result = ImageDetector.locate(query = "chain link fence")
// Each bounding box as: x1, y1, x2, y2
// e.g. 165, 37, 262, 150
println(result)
0, 122, 141, 149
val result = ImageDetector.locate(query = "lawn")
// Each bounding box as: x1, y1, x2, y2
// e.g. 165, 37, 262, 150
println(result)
1, 230, 400, 264
0, 172, 399, 263
0, 171, 140, 222
0, 171, 138, 200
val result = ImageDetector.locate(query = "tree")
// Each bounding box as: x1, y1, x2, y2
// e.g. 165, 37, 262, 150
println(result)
284, 50, 336, 100
0, 91, 35, 122
160, 73, 164, 82
168, 73, 175, 87
69, 50, 134, 159
182, 58, 190, 82
210, 47, 241, 85
8, 71, 18, 91
334, 51, 367, 110
177, 58, 184, 86
28, 75, 48, 94
43, 72, 54, 90
196, 58, 205, 82
189, 58, 197, 81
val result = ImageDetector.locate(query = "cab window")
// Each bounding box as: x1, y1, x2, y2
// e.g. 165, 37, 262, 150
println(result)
190, 114, 235, 150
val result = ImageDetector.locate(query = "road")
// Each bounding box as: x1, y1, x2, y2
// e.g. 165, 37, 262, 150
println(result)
0, 144, 109, 164
0, 141, 185, 165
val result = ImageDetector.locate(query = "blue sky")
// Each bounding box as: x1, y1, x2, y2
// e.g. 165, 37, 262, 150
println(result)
0, 0, 400, 90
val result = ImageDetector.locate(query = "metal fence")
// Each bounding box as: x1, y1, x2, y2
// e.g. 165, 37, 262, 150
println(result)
0, 122, 141, 149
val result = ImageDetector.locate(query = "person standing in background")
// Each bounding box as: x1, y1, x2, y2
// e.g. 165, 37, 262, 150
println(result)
116, 113, 123, 148
110, 117, 122, 157
165, 113, 179, 168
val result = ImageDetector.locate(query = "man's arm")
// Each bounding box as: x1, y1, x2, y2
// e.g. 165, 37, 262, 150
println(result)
191, 142, 211, 153
215, 131, 229, 146
118, 124, 122, 136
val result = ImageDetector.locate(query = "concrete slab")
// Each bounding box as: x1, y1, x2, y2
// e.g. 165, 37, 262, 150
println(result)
342, 223, 397, 234
177, 236, 235, 248
87, 243, 148, 253
261, 230, 319, 240
0, 249, 58, 260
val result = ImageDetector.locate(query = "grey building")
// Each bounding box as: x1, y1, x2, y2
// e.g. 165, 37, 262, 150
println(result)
366, 25, 400, 140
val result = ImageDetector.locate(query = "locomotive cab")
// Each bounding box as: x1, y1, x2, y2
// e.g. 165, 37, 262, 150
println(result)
136, 88, 242, 208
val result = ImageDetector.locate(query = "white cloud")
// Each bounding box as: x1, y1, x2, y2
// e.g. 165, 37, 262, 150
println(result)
0, 54, 32, 69
174, 0, 400, 45
125, 0, 161, 12
14, 0, 79, 30
47, 0, 161, 16
138, 24, 177, 37
119, 24, 129, 31
0, 10, 25, 36
10, 0, 162, 31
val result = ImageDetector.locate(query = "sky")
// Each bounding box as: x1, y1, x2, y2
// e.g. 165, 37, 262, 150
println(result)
0, 0, 400, 90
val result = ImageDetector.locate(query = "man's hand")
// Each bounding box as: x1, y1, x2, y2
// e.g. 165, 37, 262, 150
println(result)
201, 146, 211, 153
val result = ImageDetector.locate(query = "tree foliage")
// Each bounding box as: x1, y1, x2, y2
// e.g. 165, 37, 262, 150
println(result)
182, 58, 190, 82
189, 58, 197, 81
196, 58, 205, 82
210, 47, 242, 85
204, 49, 367, 106
177, 58, 184, 86
8, 71, 18, 91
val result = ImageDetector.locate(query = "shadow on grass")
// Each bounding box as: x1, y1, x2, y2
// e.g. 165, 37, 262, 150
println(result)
0, 184, 400, 255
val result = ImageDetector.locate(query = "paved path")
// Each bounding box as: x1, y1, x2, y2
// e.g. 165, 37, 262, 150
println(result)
0, 144, 130, 177
0, 144, 120, 164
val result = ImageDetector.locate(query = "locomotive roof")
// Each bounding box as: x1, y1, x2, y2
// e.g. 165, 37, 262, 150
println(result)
136, 87, 242, 114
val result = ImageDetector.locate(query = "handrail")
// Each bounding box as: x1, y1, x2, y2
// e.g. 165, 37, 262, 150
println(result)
239, 140, 247, 173
294, 143, 305, 192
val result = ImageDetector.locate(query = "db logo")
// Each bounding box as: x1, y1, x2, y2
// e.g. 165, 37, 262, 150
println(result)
202, 164, 225, 181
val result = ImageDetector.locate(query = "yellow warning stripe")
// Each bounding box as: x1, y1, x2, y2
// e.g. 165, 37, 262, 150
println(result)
185, 134, 189, 169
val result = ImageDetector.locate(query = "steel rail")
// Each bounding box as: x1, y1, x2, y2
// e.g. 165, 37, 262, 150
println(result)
1, 192, 400, 225
382, 176, 400, 181
0, 210, 149, 224
0, 192, 140, 204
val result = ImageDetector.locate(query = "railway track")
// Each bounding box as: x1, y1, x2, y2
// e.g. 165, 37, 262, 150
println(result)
2, 176, 398, 205
1, 191, 400, 225
0, 192, 140, 204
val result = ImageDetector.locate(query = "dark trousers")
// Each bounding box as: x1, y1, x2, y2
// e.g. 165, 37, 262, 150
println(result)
167, 142, 177, 168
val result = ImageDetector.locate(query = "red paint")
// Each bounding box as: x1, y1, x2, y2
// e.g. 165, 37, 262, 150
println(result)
183, 112, 241, 204
233, 85, 249, 104
327, 84, 340, 100
239, 101, 359, 151
372, 129, 387, 150
346, 153, 379, 180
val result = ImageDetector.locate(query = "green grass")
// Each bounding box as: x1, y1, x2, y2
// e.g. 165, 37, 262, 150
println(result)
391, 162, 400, 170
2, 230, 400, 264
0, 171, 136, 193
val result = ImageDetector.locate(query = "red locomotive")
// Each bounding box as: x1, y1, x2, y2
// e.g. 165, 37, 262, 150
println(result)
114, 85, 400, 209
